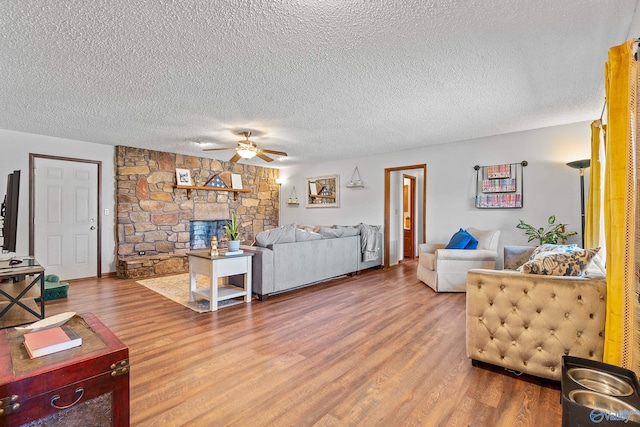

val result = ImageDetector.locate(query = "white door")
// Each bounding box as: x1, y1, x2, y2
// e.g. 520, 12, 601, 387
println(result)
34, 158, 98, 280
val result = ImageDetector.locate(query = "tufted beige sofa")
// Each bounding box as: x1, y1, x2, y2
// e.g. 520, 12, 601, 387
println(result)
466, 245, 607, 380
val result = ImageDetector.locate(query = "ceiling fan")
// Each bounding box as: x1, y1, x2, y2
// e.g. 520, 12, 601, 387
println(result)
202, 131, 288, 163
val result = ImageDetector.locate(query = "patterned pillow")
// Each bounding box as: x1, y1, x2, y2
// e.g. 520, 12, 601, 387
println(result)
519, 247, 600, 276
529, 244, 579, 260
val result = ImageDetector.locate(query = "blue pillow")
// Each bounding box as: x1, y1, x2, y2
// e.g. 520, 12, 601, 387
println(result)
464, 233, 478, 249
446, 228, 478, 249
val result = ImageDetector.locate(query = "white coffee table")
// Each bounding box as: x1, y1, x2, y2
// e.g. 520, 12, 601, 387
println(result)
187, 250, 254, 312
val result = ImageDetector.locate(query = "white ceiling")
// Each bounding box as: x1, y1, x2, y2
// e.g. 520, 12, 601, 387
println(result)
1, 1, 638, 167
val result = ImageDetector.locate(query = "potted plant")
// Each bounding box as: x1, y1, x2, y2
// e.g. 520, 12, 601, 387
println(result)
516, 215, 578, 245
224, 211, 241, 252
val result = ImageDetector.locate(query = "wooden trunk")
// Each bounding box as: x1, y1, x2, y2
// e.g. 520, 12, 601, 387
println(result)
0, 313, 129, 426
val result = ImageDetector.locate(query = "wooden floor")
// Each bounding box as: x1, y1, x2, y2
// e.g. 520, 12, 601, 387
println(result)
46, 260, 562, 427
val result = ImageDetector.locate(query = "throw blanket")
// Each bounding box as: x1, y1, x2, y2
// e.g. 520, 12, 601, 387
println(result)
358, 223, 381, 262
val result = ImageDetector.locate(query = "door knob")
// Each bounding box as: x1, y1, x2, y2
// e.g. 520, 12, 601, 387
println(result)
90, 226, 96, 230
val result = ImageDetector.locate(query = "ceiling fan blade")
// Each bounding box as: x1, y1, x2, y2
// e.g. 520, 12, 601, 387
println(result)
256, 152, 274, 162
229, 153, 242, 163
202, 147, 236, 151
260, 149, 288, 157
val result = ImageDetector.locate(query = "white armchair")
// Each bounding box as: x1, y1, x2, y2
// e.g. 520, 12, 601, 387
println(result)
416, 228, 500, 292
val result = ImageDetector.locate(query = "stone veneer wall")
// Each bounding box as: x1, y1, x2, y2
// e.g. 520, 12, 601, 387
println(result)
115, 146, 279, 278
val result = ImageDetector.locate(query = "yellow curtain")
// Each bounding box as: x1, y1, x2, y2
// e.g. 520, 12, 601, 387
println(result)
584, 120, 602, 249
602, 39, 638, 372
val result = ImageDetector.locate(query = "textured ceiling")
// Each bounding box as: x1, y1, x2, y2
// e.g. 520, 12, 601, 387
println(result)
1, 1, 638, 167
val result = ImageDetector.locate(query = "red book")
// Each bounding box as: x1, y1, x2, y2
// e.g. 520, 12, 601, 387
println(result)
23, 326, 82, 359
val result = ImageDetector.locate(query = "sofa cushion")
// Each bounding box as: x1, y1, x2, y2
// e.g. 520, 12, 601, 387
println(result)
318, 227, 360, 239
529, 243, 579, 260
295, 228, 322, 241
334, 225, 361, 233
255, 223, 297, 247
467, 228, 495, 250
518, 247, 600, 276
445, 228, 478, 249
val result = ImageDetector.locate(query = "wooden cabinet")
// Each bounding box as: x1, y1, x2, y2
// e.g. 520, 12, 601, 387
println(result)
403, 229, 414, 259
0, 313, 129, 426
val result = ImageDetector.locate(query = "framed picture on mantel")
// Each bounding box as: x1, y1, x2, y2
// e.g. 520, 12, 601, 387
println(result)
305, 174, 339, 208
175, 168, 193, 186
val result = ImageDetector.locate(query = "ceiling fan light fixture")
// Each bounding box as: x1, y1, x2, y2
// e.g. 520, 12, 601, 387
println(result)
237, 148, 257, 159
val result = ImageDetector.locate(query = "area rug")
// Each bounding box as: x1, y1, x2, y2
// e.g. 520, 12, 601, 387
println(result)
135, 273, 246, 313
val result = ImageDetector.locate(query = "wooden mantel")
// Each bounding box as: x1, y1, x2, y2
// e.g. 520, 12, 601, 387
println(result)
173, 185, 251, 201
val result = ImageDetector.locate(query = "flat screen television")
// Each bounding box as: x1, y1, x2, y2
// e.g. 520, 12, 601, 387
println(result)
1, 170, 20, 253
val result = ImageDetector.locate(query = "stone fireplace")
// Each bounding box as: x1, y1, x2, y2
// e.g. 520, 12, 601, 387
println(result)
190, 220, 228, 250
115, 146, 279, 279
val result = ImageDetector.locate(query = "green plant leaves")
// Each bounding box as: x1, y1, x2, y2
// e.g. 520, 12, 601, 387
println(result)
516, 216, 577, 246
224, 211, 240, 240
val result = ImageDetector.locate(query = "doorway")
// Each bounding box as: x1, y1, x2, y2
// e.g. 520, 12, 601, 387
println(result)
384, 164, 426, 268
29, 154, 102, 280
403, 174, 416, 259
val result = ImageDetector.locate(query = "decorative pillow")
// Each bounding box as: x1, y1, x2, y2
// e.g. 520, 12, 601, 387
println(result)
445, 228, 478, 250
297, 224, 316, 232
295, 228, 322, 242
519, 247, 600, 276
529, 244, 579, 260
255, 223, 297, 247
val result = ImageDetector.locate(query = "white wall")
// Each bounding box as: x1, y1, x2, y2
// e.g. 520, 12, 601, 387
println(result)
0, 129, 116, 274
628, 2, 640, 39
1, 120, 592, 274
279, 121, 592, 266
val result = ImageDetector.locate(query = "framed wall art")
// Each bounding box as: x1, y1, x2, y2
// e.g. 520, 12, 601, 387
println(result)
474, 161, 527, 209
175, 168, 193, 186
305, 174, 339, 208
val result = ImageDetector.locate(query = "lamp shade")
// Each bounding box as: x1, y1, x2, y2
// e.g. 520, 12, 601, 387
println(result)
237, 149, 257, 159
566, 159, 591, 169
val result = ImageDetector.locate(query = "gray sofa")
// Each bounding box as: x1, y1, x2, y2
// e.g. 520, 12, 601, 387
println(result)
237, 228, 382, 300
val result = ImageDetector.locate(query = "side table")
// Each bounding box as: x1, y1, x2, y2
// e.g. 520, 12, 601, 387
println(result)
0, 260, 45, 328
187, 251, 254, 312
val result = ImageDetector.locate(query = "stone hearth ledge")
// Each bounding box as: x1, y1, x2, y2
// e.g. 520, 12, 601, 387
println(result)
117, 254, 188, 279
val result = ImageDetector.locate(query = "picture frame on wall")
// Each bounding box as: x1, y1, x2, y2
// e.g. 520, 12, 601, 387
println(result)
231, 173, 243, 189
305, 174, 339, 208
175, 168, 193, 186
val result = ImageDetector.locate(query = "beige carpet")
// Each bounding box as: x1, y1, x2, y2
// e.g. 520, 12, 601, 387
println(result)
136, 273, 245, 313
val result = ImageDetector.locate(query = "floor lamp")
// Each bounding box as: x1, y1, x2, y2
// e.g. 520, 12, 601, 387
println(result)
566, 159, 591, 248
